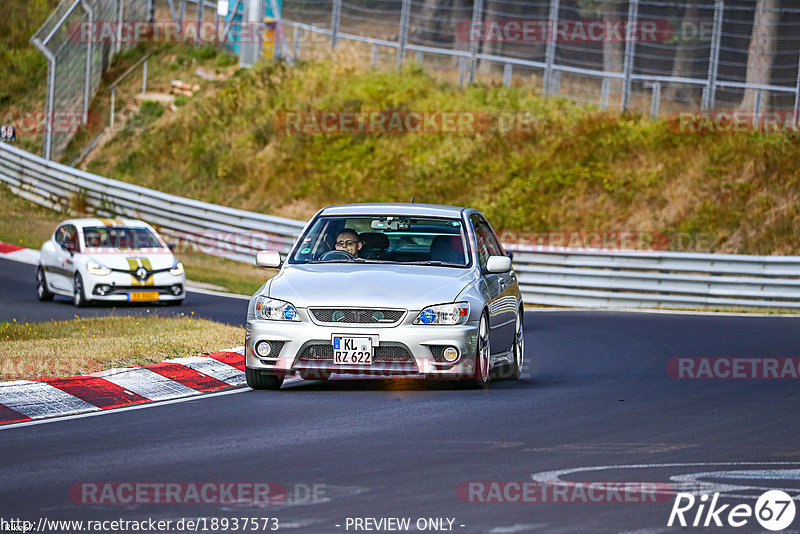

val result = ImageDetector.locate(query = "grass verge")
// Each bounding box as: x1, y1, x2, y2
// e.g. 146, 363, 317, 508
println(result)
0, 314, 243, 380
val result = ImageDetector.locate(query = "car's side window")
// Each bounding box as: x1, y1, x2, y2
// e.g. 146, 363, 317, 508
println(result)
470, 215, 502, 267
55, 225, 76, 247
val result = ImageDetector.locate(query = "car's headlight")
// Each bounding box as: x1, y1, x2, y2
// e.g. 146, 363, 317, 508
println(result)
87, 260, 111, 276
414, 302, 470, 325
255, 297, 300, 321
170, 261, 184, 276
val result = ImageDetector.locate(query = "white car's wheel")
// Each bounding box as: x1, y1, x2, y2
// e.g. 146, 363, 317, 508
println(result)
36, 267, 54, 302
73, 273, 89, 307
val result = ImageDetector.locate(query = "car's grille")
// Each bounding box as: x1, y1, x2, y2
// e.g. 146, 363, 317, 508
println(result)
309, 308, 405, 325
298, 344, 414, 363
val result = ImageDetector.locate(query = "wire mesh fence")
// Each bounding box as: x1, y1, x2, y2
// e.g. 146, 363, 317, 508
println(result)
282, 0, 800, 120
31, 0, 152, 161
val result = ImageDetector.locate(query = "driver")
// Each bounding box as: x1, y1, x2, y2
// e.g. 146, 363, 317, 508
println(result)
334, 228, 363, 257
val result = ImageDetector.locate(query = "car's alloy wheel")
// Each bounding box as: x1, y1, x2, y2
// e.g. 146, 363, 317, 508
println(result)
510, 308, 524, 379
245, 367, 284, 390
36, 267, 54, 301
73, 273, 87, 307
473, 313, 491, 389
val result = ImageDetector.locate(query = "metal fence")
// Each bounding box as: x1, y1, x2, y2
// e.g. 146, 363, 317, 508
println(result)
2, 141, 799, 310
281, 0, 800, 118
31, 0, 152, 161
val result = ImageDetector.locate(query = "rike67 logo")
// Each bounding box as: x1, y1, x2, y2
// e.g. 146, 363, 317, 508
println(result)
668, 490, 797, 531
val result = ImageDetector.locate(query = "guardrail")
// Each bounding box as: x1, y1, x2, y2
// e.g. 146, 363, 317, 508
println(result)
1, 142, 799, 310
0, 143, 305, 263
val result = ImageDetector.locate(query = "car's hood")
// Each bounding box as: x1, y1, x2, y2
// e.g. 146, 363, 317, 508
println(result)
84, 250, 176, 270
267, 263, 476, 309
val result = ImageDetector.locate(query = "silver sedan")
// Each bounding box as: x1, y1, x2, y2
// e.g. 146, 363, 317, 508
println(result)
245, 203, 524, 389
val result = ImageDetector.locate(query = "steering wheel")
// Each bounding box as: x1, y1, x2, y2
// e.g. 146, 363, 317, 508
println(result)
319, 250, 355, 261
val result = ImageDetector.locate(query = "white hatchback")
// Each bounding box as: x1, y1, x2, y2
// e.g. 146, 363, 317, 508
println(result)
37, 218, 185, 307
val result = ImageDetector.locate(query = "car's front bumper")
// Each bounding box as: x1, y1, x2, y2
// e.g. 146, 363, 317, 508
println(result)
245, 312, 480, 378
84, 271, 185, 302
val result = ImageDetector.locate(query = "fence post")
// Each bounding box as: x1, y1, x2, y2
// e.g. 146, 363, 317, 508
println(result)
416, 51, 423, 65
330, 0, 341, 49
197, 0, 205, 30
30, 39, 56, 160
293, 27, 301, 60
753, 90, 763, 129
110, 88, 116, 132
468, 0, 484, 84
371, 43, 379, 65
794, 51, 800, 122
116, 0, 125, 54
503, 63, 512, 87
179, 0, 186, 26
621, 0, 639, 111
703, 0, 723, 110
543, 0, 559, 95
601, 78, 610, 110
81, 0, 93, 124
397, 0, 411, 69
458, 56, 466, 86
650, 81, 661, 118
142, 58, 148, 94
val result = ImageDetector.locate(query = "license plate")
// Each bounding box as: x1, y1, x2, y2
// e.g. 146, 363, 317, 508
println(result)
333, 336, 373, 364
128, 291, 159, 302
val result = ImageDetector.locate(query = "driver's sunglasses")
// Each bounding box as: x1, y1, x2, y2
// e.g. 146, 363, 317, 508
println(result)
335, 240, 360, 247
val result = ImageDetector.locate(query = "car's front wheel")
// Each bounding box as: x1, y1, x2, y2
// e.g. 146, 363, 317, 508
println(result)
470, 313, 491, 389
36, 267, 54, 301
73, 273, 89, 307
493, 307, 524, 381
245, 367, 284, 390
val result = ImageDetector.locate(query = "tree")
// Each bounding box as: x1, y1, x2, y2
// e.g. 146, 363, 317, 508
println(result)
739, 0, 778, 111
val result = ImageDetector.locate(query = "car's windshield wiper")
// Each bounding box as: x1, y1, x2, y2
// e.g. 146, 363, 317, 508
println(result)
406, 260, 464, 267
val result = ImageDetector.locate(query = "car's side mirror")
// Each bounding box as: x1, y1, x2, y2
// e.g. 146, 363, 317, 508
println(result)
485, 255, 512, 273
62, 241, 76, 254
256, 250, 282, 269
166, 243, 176, 252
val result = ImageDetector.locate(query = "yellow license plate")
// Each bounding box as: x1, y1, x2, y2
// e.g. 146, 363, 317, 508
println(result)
128, 292, 159, 302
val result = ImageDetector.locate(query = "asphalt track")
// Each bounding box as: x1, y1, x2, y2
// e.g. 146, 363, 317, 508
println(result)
0, 257, 249, 326
2, 257, 800, 533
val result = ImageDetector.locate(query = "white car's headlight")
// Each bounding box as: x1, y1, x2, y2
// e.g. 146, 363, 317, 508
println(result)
170, 261, 184, 276
87, 260, 111, 276
414, 302, 470, 325
255, 297, 300, 321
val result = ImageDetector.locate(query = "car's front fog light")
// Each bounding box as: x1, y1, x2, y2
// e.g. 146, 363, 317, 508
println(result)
255, 340, 273, 357
443, 347, 459, 362
170, 284, 183, 295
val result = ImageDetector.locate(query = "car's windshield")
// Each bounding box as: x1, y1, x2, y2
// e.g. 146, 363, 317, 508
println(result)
289, 216, 470, 266
82, 226, 163, 249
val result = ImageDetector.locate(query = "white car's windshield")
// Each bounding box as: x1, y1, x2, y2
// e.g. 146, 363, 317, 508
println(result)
289, 216, 470, 266
82, 226, 162, 250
